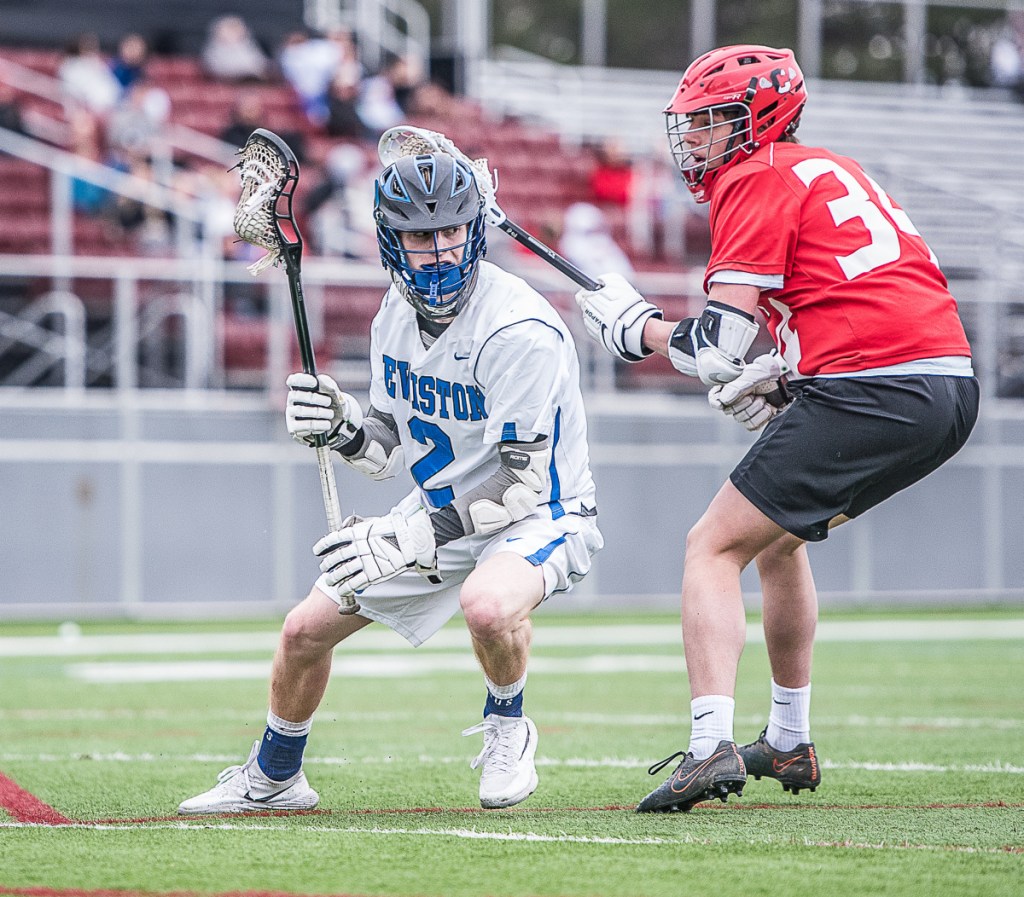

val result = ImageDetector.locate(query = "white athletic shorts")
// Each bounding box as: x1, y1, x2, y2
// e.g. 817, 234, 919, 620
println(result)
316, 491, 603, 646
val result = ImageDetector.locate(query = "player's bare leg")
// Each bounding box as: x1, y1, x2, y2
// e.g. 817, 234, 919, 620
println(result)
178, 588, 370, 814
638, 481, 785, 812
270, 586, 372, 722
459, 552, 545, 808
740, 533, 823, 794
681, 480, 786, 702
756, 536, 816, 687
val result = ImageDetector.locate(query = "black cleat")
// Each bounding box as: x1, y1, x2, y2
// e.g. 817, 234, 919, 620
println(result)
636, 740, 746, 813
738, 728, 821, 795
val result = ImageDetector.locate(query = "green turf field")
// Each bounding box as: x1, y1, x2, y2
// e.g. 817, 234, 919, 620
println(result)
1, 608, 1022, 897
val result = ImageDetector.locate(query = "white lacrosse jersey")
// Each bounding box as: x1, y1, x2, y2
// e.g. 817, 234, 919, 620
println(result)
367, 260, 597, 521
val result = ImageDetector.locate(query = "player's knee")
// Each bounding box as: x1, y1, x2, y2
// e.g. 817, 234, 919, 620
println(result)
279, 606, 333, 661
684, 516, 716, 563
460, 587, 516, 642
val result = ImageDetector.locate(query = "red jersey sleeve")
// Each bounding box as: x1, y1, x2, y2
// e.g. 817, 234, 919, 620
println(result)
705, 157, 801, 291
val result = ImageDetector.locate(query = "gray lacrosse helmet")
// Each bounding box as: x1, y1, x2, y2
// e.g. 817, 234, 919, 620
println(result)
374, 152, 487, 320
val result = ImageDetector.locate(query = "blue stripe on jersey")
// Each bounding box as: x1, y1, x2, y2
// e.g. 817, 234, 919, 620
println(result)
501, 421, 518, 441
547, 407, 564, 519
525, 535, 567, 566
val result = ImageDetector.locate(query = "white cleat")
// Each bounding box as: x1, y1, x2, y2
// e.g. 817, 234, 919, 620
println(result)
462, 714, 539, 809
177, 741, 319, 815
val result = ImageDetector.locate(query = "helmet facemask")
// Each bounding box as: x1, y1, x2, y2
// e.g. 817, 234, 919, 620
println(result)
375, 153, 487, 321
666, 103, 752, 200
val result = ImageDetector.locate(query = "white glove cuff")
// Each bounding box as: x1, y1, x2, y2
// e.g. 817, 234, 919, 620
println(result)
621, 305, 662, 360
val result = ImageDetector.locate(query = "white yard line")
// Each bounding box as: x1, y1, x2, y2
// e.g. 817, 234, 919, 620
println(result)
0, 820, 1015, 854
2, 618, 1023, 658
65, 654, 686, 682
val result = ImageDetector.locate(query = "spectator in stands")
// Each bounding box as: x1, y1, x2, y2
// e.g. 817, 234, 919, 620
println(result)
109, 32, 150, 93
67, 108, 112, 215
304, 143, 377, 260
990, 13, 1024, 99
559, 202, 634, 279
324, 72, 363, 139
108, 155, 174, 256
356, 54, 417, 139
279, 28, 361, 126
201, 15, 270, 83
106, 78, 171, 163
588, 137, 634, 208
58, 33, 122, 117
218, 91, 265, 150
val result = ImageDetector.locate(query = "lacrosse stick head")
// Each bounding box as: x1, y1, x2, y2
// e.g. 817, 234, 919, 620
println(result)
378, 125, 505, 227
233, 128, 303, 275
374, 151, 488, 321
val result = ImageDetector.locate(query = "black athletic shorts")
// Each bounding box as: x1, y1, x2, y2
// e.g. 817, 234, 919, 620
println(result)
730, 374, 980, 542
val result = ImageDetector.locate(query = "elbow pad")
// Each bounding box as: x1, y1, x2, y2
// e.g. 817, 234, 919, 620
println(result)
342, 440, 404, 480
465, 441, 550, 536
666, 301, 759, 385
338, 414, 404, 480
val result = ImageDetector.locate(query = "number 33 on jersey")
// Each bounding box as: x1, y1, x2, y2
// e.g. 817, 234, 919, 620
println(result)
705, 142, 971, 378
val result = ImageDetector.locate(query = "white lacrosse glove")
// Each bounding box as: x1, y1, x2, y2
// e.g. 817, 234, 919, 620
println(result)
708, 352, 791, 432
286, 372, 363, 449
313, 505, 441, 595
574, 272, 663, 362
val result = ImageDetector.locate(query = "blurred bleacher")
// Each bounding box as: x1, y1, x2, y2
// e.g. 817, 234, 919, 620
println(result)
3, 41, 1024, 394
0, 43, 710, 391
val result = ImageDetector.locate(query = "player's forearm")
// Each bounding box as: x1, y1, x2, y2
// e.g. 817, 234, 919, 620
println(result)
428, 437, 551, 547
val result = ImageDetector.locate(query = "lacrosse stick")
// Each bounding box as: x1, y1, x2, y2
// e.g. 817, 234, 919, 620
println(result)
378, 125, 602, 292
233, 128, 358, 613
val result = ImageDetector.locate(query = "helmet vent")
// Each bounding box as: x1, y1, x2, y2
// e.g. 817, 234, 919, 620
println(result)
415, 156, 435, 190
425, 199, 438, 216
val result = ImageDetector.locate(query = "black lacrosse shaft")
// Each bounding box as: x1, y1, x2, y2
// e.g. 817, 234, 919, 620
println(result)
282, 243, 331, 451
282, 244, 317, 376
498, 218, 602, 291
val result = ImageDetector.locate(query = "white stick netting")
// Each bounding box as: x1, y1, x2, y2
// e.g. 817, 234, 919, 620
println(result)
378, 126, 505, 226
233, 139, 289, 275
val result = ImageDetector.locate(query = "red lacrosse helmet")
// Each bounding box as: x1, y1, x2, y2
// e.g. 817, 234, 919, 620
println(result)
664, 45, 806, 202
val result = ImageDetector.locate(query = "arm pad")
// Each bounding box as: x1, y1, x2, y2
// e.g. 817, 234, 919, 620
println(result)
337, 407, 404, 480
441, 437, 550, 539
666, 301, 759, 385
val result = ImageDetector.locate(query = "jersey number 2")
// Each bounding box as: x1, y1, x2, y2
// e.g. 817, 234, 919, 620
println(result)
408, 417, 455, 507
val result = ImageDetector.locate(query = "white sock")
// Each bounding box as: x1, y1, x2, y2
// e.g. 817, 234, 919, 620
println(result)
765, 679, 811, 751
267, 710, 313, 737
484, 671, 527, 700
687, 695, 734, 760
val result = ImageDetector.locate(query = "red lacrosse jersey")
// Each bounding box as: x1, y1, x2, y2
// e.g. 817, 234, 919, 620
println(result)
704, 142, 971, 377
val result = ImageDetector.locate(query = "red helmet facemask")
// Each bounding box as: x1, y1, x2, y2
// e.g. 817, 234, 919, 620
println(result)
664, 45, 806, 202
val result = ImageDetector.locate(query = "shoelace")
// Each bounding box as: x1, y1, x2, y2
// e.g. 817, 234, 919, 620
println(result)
462, 719, 522, 774
646, 750, 690, 776
216, 762, 253, 788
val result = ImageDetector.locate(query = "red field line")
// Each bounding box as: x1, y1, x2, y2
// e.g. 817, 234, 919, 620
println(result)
0, 890, 372, 897
0, 772, 72, 825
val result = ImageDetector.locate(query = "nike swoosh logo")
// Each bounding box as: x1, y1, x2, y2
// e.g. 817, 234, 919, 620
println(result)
243, 784, 293, 803
670, 746, 733, 795
693, 710, 713, 720
772, 755, 803, 774
773, 699, 791, 705
454, 353, 471, 360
